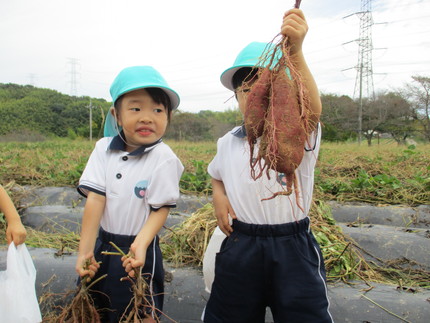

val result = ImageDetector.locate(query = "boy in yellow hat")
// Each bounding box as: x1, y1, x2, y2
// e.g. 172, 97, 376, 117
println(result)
203, 9, 333, 322
76, 66, 184, 322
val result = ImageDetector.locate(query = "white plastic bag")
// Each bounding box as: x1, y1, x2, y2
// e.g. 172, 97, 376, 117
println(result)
202, 226, 226, 293
0, 242, 42, 323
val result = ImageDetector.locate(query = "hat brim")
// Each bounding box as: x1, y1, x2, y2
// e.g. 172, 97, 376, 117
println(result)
115, 85, 180, 110
220, 65, 258, 91
220, 42, 278, 91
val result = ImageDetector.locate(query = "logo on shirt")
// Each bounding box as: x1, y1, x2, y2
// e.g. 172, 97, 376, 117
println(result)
277, 173, 287, 187
134, 180, 149, 199
251, 158, 288, 187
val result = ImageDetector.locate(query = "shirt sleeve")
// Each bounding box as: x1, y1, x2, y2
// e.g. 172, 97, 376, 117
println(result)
207, 138, 223, 181
304, 122, 321, 152
77, 138, 108, 197
299, 123, 321, 174
147, 157, 184, 209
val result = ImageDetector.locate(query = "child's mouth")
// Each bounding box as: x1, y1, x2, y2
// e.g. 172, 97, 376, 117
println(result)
136, 128, 153, 136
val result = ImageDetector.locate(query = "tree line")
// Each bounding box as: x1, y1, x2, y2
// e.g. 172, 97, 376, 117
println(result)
321, 75, 430, 145
1, 76, 429, 145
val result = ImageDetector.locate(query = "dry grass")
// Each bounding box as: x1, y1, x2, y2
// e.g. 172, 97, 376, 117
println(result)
161, 203, 216, 267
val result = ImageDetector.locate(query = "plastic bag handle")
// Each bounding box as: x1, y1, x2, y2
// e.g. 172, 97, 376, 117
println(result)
6, 242, 36, 281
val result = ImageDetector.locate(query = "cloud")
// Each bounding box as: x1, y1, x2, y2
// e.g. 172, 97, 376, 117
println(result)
0, 0, 429, 112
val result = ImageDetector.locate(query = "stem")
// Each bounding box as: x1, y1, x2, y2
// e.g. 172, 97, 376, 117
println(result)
85, 273, 108, 290
335, 242, 351, 263
361, 294, 412, 323
109, 241, 127, 256
101, 251, 122, 256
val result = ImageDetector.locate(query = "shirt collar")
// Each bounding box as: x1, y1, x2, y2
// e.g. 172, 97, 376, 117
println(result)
231, 124, 247, 138
108, 131, 162, 156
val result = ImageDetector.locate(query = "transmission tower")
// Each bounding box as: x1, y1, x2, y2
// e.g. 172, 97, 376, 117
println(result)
354, 0, 375, 100
354, 0, 375, 143
67, 58, 80, 97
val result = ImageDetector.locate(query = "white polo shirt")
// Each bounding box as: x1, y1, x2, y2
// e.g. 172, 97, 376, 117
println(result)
78, 135, 184, 236
208, 124, 321, 225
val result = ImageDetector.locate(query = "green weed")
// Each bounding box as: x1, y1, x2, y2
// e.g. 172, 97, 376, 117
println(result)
180, 159, 212, 194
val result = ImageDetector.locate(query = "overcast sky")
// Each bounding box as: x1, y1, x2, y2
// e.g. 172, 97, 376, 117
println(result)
1, 0, 429, 112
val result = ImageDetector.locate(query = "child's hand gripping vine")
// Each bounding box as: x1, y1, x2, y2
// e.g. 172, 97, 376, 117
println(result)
56, 258, 106, 322
106, 242, 158, 322
122, 240, 147, 278
75, 253, 100, 279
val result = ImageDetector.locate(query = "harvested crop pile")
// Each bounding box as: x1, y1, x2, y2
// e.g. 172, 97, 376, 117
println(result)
161, 203, 216, 267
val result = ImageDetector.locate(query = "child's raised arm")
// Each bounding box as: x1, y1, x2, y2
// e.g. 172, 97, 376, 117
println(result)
281, 8, 322, 127
0, 185, 27, 245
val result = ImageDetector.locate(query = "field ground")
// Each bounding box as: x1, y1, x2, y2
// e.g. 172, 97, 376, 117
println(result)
1, 138, 428, 205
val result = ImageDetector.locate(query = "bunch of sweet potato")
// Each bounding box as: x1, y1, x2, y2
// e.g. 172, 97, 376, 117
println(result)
244, 2, 311, 201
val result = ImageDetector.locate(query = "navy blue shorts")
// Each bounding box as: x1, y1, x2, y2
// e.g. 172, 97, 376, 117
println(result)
204, 218, 333, 323
84, 228, 164, 323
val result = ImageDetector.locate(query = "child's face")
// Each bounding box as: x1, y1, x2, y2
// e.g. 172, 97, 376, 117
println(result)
115, 88, 169, 151
235, 86, 250, 116
235, 79, 255, 116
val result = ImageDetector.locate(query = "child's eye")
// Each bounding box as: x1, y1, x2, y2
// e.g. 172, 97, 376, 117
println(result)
130, 107, 141, 112
234, 88, 250, 94
154, 108, 164, 113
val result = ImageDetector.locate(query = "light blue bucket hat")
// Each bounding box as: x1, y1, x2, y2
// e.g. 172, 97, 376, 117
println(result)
104, 66, 180, 137
220, 42, 278, 91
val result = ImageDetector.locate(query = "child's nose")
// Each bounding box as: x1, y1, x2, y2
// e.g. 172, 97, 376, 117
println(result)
139, 112, 152, 123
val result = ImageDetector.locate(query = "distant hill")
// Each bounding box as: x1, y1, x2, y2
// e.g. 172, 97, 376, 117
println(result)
0, 83, 242, 141
0, 83, 110, 139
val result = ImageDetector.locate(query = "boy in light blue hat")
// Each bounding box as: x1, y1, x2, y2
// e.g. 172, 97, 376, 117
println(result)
76, 65, 184, 322
203, 9, 333, 323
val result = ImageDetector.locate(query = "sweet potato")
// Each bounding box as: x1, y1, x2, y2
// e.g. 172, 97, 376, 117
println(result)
264, 64, 306, 185
244, 68, 271, 141
244, 68, 271, 177
247, 38, 311, 205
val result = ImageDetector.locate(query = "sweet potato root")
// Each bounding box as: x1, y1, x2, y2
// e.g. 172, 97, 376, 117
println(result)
51, 269, 106, 323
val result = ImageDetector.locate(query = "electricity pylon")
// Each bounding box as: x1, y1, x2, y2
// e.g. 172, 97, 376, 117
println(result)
354, 0, 375, 143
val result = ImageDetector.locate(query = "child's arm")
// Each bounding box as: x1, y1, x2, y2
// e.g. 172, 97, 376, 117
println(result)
122, 207, 169, 277
75, 191, 104, 278
0, 185, 27, 245
211, 178, 237, 236
282, 8, 322, 128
